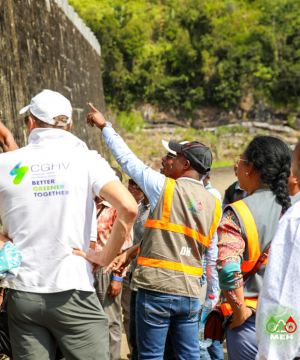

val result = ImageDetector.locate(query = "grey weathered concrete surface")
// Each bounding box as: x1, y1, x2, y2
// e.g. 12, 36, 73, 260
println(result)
0, 0, 114, 160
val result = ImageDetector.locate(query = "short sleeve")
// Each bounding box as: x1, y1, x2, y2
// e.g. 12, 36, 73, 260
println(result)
87, 151, 120, 196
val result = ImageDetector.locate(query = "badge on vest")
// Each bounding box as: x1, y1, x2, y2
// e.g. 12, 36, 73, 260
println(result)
188, 197, 203, 214
180, 246, 191, 256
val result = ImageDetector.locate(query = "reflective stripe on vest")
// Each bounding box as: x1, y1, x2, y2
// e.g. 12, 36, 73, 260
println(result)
231, 200, 267, 273
137, 256, 203, 276
220, 298, 258, 316
145, 178, 222, 248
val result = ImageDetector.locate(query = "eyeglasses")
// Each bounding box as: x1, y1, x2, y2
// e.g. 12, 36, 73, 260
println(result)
234, 157, 247, 165
128, 179, 141, 190
166, 153, 177, 160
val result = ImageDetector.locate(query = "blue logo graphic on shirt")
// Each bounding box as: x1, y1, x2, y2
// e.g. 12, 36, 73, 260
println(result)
10, 161, 29, 185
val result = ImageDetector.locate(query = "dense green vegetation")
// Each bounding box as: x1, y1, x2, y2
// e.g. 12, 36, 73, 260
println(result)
70, 0, 300, 113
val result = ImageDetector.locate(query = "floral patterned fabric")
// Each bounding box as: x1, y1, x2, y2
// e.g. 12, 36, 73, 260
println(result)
95, 201, 131, 276
217, 209, 245, 290
95, 202, 117, 252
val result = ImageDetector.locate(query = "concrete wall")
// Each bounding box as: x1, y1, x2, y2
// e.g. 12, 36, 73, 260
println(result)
0, 0, 112, 159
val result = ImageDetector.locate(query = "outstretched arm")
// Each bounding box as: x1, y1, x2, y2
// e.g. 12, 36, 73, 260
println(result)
0, 122, 19, 152
86, 104, 165, 212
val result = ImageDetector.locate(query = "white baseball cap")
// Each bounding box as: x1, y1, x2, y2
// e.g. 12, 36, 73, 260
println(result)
161, 140, 189, 155
19, 89, 72, 126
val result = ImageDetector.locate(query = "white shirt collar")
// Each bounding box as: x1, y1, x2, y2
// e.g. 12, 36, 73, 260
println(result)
176, 177, 204, 186
28, 128, 88, 149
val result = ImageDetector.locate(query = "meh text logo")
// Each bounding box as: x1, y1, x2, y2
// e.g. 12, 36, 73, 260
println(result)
10, 161, 29, 185
267, 314, 297, 340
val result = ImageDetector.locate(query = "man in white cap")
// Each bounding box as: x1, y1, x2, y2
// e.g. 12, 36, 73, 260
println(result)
73, 104, 221, 360
0, 90, 137, 360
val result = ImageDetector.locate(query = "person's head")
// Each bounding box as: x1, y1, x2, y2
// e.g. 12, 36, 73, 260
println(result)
160, 140, 182, 176
161, 140, 212, 180
236, 136, 291, 213
128, 178, 144, 204
112, 167, 123, 182
20, 90, 73, 133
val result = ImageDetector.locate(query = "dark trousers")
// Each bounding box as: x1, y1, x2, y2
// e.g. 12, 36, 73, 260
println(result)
8, 289, 109, 360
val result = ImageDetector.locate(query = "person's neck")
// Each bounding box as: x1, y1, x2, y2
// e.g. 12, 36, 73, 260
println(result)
177, 169, 201, 181
290, 186, 300, 196
248, 183, 269, 195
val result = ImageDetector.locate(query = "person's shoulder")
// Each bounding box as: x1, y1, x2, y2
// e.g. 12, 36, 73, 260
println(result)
224, 181, 237, 194
282, 201, 300, 221
208, 187, 222, 199
274, 202, 300, 235
0, 146, 27, 162
81, 149, 107, 164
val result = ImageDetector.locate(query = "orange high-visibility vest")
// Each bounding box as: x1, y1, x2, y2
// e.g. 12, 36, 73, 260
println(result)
220, 200, 268, 316
220, 298, 259, 316
137, 178, 221, 278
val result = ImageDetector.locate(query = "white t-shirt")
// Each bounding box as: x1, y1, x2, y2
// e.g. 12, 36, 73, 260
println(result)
0, 128, 118, 293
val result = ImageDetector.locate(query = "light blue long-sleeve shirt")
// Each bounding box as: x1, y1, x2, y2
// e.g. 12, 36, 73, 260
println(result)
102, 126, 219, 302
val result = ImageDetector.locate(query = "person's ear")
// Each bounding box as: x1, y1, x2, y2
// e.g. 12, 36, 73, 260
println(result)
28, 116, 36, 133
246, 162, 256, 176
67, 119, 73, 132
183, 159, 190, 170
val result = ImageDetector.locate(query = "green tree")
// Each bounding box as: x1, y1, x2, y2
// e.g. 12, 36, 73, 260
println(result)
69, 0, 300, 113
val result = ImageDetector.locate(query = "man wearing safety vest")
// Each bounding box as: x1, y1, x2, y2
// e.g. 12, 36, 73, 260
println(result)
72, 104, 222, 360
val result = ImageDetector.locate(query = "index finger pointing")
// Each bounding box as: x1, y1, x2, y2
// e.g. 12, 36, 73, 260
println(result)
88, 103, 98, 113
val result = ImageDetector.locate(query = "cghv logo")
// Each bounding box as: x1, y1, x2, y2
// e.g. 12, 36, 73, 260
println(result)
10, 161, 29, 185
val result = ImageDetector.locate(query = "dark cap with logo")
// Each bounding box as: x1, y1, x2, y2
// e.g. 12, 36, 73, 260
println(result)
168, 141, 212, 174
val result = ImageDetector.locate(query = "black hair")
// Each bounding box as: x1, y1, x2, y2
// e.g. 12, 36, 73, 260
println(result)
244, 136, 291, 214
111, 167, 123, 182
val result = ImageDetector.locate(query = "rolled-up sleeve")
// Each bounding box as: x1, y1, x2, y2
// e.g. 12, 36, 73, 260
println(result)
217, 209, 245, 290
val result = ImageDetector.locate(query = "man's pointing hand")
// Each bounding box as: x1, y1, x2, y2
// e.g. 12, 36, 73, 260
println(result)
87, 103, 106, 129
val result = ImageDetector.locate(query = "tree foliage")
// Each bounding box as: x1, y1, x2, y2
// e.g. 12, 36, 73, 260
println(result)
69, 0, 300, 112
